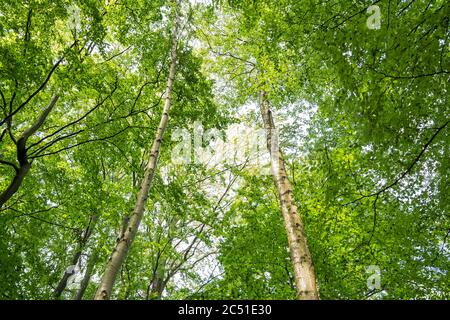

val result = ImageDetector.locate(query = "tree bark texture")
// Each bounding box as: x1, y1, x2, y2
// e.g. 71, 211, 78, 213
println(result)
259, 90, 319, 300
94, 5, 180, 300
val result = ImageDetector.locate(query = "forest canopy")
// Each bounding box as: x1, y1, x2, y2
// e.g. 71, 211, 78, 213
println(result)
0, 0, 448, 300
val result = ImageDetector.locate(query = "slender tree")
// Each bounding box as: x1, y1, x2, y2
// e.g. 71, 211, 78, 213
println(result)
73, 249, 99, 300
53, 214, 98, 299
94, 1, 180, 300
259, 90, 319, 300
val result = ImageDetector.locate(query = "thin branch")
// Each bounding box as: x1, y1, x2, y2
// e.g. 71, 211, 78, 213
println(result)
28, 125, 133, 159
7, 207, 78, 232
27, 84, 118, 151
20, 95, 59, 141
378, 70, 449, 80
331, 0, 382, 30
397, 0, 416, 16
344, 119, 449, 206
0, 50, 68, 127
101, 46, 132, 63
0, 159, 19, 172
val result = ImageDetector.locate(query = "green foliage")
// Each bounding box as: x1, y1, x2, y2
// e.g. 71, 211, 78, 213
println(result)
1, 0, 448, 300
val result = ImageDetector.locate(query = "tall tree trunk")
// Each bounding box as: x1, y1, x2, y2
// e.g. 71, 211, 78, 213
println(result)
0, 163, 31, 207
73, 250, 99, 300
54, 214, 98, 299
53, 245, 83, 299
0, 95, 59, 208
94, 5, 180, 300
147, 271, 166, 300
146, 258, 167, 300
259, 90, 319, 300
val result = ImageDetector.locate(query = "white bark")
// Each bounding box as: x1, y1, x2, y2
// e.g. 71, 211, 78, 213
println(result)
94, 5, 180, 300
259, 90, 319, 300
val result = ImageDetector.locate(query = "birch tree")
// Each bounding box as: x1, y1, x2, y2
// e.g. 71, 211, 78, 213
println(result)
94, 0, 181, 300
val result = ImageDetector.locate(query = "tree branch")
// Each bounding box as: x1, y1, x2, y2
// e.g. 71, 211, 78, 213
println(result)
344, 119, 449, 206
